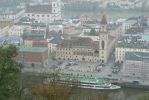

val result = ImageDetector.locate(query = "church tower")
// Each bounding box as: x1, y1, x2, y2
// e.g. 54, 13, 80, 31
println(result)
99, 15, 108, 64
51, 0, 61, 20
51, 0, 61, 13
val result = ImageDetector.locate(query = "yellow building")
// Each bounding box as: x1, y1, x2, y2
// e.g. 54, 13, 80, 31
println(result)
56, 37, 99, 62
56, 16, 115, 63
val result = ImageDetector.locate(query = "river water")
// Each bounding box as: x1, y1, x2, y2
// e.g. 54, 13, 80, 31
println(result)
63, 9, 149, 19
70, 88, 147, 100
23, 73, 148, 100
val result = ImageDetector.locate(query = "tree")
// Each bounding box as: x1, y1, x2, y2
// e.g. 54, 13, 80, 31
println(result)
32, 73, 72, 100
138, 92, 149, 100
0, 45, 21, 100
89, 28, 97, 36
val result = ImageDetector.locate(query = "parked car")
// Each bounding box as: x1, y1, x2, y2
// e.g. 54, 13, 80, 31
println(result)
51, 64, 58, 69
57, 60, 63, 65
107, 74, 112, 77
66, 63, 71, 66
73, 63, 78, 65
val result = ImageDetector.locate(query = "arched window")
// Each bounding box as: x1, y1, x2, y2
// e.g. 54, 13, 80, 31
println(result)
101, 41, 105, 50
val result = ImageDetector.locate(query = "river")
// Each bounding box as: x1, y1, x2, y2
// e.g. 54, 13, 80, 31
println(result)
70, 88, 147, 100
63, 9, 149, 19
23, 73, 148, 100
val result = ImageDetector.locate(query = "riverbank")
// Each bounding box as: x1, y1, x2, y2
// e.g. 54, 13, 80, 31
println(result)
22, 72, 147, 100
63, 9, 149, 19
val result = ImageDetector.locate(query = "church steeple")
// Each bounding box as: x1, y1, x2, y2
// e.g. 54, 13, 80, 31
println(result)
101, 15, 108, 25
100, 15, 108, 33
99, 15, 109, 64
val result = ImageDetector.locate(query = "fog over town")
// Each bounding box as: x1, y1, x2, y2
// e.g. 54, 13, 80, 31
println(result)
0, 0, 149, 100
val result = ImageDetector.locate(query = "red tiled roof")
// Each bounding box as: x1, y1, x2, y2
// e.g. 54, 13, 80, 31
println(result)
101, 15, 108, 24
0, 21, 14, 28
59, 37, 99, 49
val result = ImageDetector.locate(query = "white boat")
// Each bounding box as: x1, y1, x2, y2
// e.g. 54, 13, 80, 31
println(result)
57, 75, 121, 90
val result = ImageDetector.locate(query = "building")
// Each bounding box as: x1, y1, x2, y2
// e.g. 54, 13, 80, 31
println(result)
24, 39, 48, 48
9, 25, 29, 36
23, 31, 47, 40
47, 31, 64, 53
25, 0, 61, 23
147, 18, 149, 26
63, 25, 75, 35
0, 21, 14, 35
31, 23, 47, 32
123, 52, 149, 78
56, 16, 115, 63
0, 8, 25, 22
0, 35, 23, 46
56, 37, 99, 62
15, 46, 48, 67
121, 18, 138, 34
49, 23, 63, 34
115, 35, 149, 62
80, 15, 91, 24
99, 15, 115, 63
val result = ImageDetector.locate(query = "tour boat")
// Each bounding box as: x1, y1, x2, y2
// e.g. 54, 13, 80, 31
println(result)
57, 75, 121, 90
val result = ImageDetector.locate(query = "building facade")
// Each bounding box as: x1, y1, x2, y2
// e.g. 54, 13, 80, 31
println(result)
15, 46, 48, 67
99, 16, 116, 63
0, 21, 14, 35
24, 39, 48, 47
25, 0, 61, 23
9, 25, 29, 36
56, 16, 115, 63
56, 38, 99, 62
123, 52, 149, 78
115, 35, 149, 62
0, 8, 25, 22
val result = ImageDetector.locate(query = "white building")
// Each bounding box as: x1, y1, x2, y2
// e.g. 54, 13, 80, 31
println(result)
49, 23, 63, 34
123, 52, 149, 78
121, 18, 138, 34
115, 35, 149, 62
147, 18, 149, 26
9, 25, 29, 36
47, 32, 64, 53
25, 0, 61, 23
0, 8, 25, 22
31, 23, 47, 32
0, 22, 14, 35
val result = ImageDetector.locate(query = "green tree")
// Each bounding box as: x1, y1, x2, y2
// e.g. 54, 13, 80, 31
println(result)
138, 92, 149, 100
0, 45, 21, 100
89, 28, 97, 36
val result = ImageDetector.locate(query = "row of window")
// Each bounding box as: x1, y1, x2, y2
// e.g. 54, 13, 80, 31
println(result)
27, 14, 51, 18
57, 48, 93, 51
116, 48, 149, 52
57, 57, 98, 62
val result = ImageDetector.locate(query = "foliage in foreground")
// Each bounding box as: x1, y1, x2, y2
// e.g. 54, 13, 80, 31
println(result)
0, 45, 21, 100
138, 92, 149, 100
32, 73, 109, 100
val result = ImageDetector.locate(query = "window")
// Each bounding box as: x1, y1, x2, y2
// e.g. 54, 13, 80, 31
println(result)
101, 41, 105, 50
31, 63, 34, 67
53, 4, 55, 7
